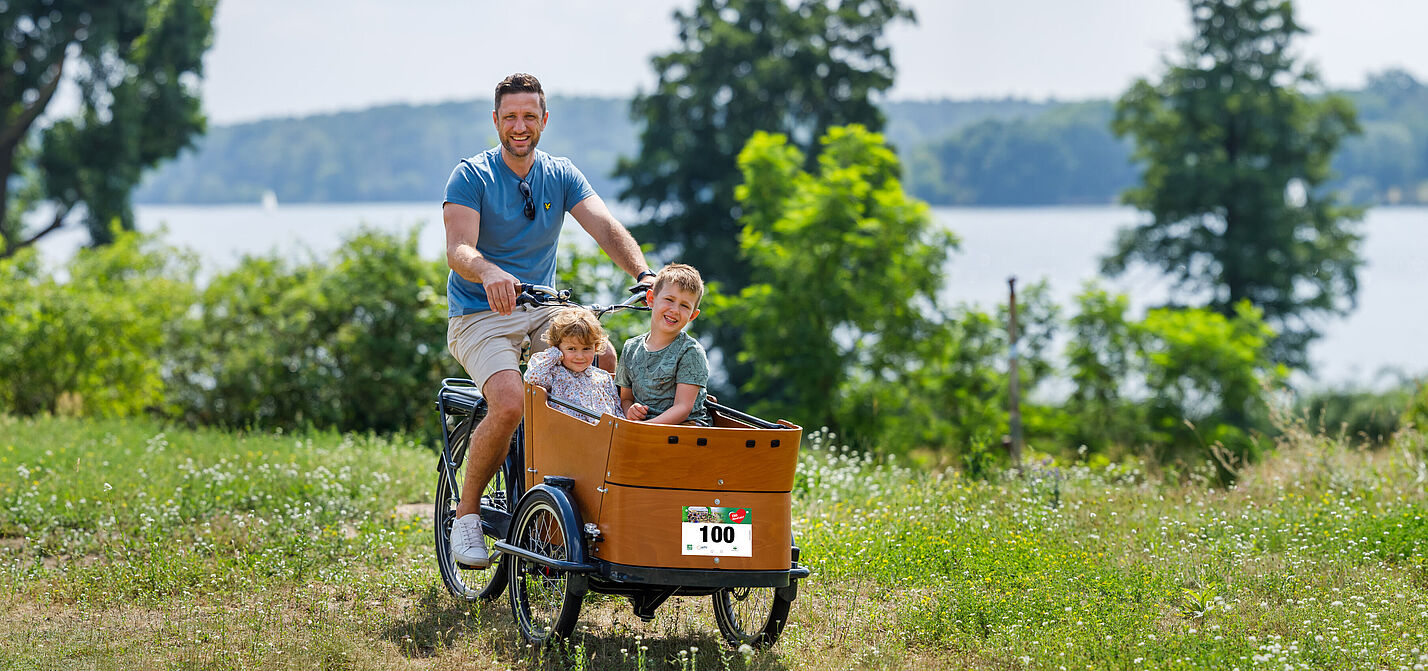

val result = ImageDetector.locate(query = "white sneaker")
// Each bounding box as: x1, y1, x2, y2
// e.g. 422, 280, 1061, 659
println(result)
450, 513, 490, 568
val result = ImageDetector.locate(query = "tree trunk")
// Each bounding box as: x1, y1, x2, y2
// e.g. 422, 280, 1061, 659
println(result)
1220, 103, 1246, 316
0, 57, 66, 256
0, 144, 12, 251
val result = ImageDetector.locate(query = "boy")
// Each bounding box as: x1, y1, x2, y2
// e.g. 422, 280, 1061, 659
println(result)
616, 263, 711, 425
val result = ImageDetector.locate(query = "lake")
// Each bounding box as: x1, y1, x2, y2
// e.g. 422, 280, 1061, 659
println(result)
34, 202, 1428, 388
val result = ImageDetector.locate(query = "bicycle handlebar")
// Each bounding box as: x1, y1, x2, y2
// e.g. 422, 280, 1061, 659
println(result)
515, 282, 650, 318
515, 284, 569, 304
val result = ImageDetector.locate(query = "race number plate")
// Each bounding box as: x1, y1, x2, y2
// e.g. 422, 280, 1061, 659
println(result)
681, 506, 753, 557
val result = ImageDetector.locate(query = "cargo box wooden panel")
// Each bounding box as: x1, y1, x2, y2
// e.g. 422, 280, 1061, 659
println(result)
603, 417, 801, 492
523, 386, 616, 528
591, 485, 792, 571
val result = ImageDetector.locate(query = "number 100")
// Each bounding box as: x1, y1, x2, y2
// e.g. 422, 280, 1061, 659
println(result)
700, 525, 736, 543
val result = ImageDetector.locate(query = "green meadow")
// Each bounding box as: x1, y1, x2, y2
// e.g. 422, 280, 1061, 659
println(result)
2, 414, 1426, 670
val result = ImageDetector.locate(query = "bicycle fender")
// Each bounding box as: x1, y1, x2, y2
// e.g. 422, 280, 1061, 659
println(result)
523, 483, 589, 566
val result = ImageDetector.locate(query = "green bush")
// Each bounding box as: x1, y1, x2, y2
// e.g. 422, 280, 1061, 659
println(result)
0, 231, 196, 417
1064, 285, 1146, 453
1137, 301, 1284, 474
1, 225, 657, 435
1061, 287, 1283, 479
1299, 384, 1414, 443
0, 218, 1308, 477
167, 228, 449, 433
1404, 379, 1428, 433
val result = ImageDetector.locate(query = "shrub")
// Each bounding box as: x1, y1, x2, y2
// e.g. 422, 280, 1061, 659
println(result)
0, 231, 196, 417
167, 228, 448, 433
1299, 384, 1414, 443
1404, 378, 1428, 433
1062, 287, 1284, 480
1137, 301, 1284, 474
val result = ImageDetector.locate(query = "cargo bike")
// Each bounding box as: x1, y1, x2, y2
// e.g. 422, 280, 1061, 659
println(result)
432, 284, 809, 647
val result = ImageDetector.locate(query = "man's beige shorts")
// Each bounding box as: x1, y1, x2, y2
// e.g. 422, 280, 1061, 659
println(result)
447, 306, 559, 394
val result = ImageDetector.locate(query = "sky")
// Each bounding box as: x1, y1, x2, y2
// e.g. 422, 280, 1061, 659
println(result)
197, 0, 1428, 124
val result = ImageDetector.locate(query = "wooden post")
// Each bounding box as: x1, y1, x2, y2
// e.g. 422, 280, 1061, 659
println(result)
1007, 276, 1023, 469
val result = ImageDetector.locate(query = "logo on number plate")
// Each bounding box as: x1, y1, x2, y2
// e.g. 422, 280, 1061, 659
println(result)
729, 508, 747, 523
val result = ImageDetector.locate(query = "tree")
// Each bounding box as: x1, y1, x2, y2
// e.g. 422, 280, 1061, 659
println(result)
713, 125, 956, 437
718, 125, 1070, 456
1106, 0, 1363, 367
617, 0, 913, 397
1, 1, 216, 258
617, 0, 912, 287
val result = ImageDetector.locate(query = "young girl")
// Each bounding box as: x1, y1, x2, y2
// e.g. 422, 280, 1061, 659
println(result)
523, 307, 624, 423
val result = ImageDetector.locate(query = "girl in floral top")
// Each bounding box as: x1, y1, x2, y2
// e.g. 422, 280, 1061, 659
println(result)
524, 307, 624, 423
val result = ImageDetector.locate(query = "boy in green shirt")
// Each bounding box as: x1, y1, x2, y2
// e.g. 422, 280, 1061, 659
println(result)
615, 263, 711, 425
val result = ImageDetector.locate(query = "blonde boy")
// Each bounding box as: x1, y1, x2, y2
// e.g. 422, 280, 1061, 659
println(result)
615, 263, 711, 425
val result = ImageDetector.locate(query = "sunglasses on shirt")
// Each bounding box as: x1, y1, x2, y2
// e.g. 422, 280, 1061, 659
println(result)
518, 180, 536, 221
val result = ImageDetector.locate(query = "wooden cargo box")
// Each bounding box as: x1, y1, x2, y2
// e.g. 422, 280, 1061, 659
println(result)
522, 384, 802, 571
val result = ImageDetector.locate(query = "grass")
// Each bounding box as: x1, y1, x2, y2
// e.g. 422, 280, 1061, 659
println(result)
2, 415, 1427, 669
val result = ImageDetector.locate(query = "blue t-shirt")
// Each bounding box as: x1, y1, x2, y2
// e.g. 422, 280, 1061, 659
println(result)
443, 147, 597, 316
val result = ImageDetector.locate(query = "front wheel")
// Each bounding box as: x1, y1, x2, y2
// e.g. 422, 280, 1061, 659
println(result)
712, 586, 793, 648
508, 488, 586, 644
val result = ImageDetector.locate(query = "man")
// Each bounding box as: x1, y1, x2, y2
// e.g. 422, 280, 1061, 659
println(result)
443, 73, 655, 567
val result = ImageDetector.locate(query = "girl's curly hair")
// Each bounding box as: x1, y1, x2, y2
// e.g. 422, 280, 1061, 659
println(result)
540, 307, 608, 351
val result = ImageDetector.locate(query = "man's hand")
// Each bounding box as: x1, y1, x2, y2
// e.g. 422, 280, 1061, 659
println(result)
483, 267, 521, 315
626, 402, 650, 421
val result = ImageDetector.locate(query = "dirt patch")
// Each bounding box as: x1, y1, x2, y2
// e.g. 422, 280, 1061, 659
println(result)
40, 552, 102, 571
392, 503, 431, 522
0, 535, 25, 552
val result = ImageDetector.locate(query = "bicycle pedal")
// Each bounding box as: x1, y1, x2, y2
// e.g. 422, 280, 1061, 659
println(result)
457, 549, 501, 570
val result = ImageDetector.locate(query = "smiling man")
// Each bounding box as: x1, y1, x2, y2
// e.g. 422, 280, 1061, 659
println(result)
442, 73, 655, 569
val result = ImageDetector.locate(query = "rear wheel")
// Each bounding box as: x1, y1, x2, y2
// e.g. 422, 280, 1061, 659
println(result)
434, 408, 510, 601
712, 586, 792, 648
508, 488, 585, 643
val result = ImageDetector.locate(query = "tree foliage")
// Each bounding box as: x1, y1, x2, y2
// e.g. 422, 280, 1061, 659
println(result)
917, 102, 1137, 205
135, 97, 640, 206
1106, 0, 1363, 367
1, 0, 215, 257
714, 124, 983, 444
123, 74, 1428, 210
616, 0, 913, 289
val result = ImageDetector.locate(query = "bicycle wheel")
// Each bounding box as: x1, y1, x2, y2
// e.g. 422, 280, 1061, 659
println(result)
434, 408, 509, 601
712, 586, 793, 648
508, 488, 585, 643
